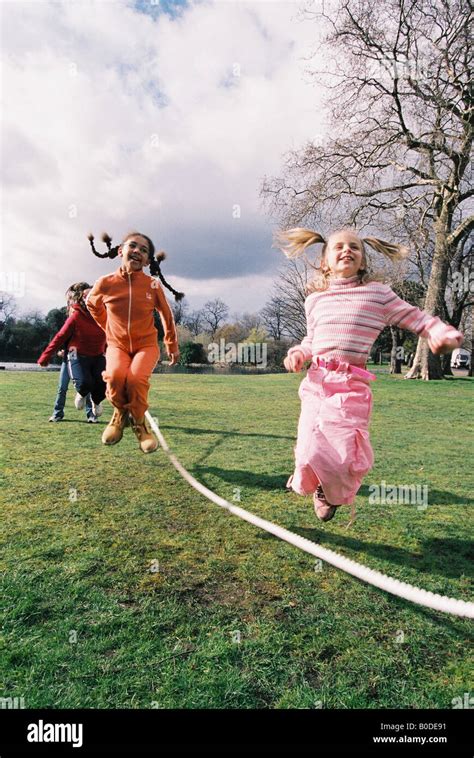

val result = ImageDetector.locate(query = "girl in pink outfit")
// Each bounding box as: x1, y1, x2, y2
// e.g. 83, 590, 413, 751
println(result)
276, 228, 463, 525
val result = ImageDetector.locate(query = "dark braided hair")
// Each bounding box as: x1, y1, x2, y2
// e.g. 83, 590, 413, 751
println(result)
88, 232, 119, 259
87, 231, 184, 301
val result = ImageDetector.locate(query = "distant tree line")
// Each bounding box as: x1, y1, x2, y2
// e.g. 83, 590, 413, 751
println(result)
0, 294, 67, 363
0, 293, 292, 370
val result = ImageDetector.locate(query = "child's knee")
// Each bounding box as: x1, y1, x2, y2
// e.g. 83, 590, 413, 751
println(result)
74, 380, 90, 396
127, 373, 149, 391
104, 367, 128, 385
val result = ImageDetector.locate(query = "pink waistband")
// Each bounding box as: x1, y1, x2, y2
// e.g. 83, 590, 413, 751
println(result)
313, 356, 377, 381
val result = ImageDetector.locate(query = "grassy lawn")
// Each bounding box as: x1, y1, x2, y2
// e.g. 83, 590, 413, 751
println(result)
1, 370, 473, 709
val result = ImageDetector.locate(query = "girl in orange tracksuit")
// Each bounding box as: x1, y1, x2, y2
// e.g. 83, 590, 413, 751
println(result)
86, 231, 182, 453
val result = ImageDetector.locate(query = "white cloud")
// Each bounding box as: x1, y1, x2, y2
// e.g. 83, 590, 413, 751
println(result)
1, 0, 327, 317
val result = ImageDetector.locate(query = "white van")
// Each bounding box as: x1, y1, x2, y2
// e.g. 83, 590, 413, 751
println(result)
451, 348, 471, 369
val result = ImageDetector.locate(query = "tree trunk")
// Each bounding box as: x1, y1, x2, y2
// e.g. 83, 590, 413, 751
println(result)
404, 338, 444, 380
405, 220, 450, 381
469, 304, 474, 378
390, 326, 403, 374
442, 354, 453, 376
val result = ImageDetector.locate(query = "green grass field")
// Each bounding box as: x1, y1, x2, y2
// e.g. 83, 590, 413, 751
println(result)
1, 370, 473, 709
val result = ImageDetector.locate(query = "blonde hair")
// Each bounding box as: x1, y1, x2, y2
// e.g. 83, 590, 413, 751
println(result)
274, 227, 409, 293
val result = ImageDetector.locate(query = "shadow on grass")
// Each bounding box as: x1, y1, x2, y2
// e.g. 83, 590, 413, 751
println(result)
382, 593, 474, 635
194, 464, 289, 491
160, 424, 294, 442
284, 528, 473, 581
187, 469, 473, 581
291, 526, 474, 632
160, 425, 296, 469
191, 468, 473, 506
45, 419, 104, 424
357, 483, 473, 506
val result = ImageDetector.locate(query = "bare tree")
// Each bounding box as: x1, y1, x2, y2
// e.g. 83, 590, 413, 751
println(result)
447, 237, 474, 327
267, 259, 313, 342
0, 292, 17, 325
387, 204, 472, 373
236, 312, 263, 334
171, 298, 189, 326
262, 0, 473, 379
260, 296, 287, 340
200, 298, 230, 336
185, 310, 204, 337
466, 304, 474, 377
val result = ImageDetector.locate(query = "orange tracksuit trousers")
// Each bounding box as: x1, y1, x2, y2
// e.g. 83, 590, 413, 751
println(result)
103, 343, 160, 419
86, 266, 179, 420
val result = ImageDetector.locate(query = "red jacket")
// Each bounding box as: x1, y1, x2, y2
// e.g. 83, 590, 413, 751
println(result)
86, 266, 178, 355
38, 304, 106, 366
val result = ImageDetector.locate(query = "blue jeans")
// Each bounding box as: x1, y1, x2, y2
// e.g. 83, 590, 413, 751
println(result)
52, 361, 94, 419
67, 350, 106, 405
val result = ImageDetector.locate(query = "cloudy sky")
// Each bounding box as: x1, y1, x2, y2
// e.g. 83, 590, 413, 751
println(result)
1, 0, 328, 317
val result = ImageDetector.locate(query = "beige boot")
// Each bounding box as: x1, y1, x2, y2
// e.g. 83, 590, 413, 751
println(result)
313, 485, 339, 522
102, 408, 128, 445
131, 415, 158, 453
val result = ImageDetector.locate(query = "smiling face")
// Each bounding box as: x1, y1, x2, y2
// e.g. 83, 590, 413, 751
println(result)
324, 231, 365, 278
119, 234, 150, 273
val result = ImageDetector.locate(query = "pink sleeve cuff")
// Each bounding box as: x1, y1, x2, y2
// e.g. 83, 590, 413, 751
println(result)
421, 317, 460, 341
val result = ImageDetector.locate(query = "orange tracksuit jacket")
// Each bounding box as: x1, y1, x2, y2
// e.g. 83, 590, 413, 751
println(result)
86, 266, 178, 418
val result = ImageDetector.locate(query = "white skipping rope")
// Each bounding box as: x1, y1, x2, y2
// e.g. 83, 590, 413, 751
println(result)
145, 412, 474, 619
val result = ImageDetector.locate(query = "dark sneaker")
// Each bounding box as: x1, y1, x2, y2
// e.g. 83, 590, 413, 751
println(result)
87, 415, 99, 423
49, 415, 64, 422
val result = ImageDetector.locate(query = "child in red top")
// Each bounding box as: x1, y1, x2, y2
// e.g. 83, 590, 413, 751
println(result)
86, 231, 181, 453
38, 282, 107, 416
48, 285, 95, 422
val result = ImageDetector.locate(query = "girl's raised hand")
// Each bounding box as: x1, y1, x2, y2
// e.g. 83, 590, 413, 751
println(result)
284, 349, 305, 372
428, 325, 464, 355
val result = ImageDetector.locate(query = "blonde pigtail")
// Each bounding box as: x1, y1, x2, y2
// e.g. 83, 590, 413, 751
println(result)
362, 237, 409, 262
273, 227, 326, 259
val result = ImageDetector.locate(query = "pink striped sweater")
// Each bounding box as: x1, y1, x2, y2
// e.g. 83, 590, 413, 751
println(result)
288, 275, 452, 367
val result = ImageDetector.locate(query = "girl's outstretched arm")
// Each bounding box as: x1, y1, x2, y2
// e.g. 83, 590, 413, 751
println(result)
383, 287, 463, 354
37, 312, 77, 366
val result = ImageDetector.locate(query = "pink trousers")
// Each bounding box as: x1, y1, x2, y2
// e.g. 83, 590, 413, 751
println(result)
287, 364, 375, 505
